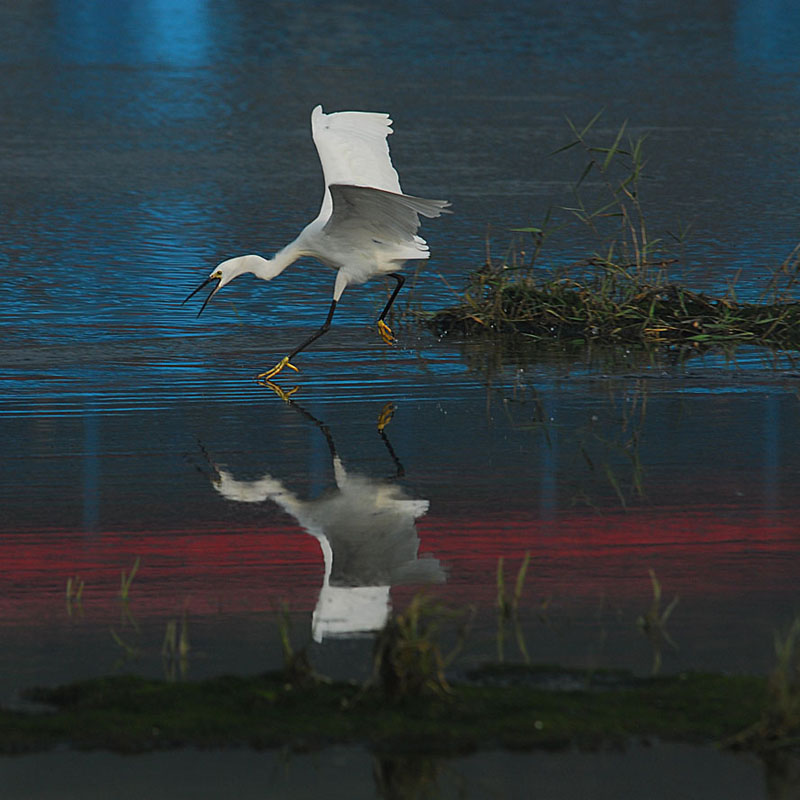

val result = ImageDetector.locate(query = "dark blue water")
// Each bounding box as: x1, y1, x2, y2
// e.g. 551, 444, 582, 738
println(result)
2, 1, 800, 797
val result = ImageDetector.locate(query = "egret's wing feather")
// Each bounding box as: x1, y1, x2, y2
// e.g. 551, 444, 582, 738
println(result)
325, 185, 450, 251
311, 105, 402, 222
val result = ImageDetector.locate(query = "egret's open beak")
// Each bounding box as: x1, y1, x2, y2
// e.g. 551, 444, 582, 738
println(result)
183, 275, 220, 317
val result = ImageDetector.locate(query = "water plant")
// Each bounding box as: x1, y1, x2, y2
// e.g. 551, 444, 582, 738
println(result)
111, 559, 144, 664
65, 576, 84, 617
118, 557, 141, 630
109, 628, 140, 668
162, 609, 191, 681
369, 593, 470, 699
496, 552, 532, 664
428, 114, 800, 350
636, 569, 679, 675
275, 601, 321, 687
726, 615, 800, 751
119, 556, 140, 602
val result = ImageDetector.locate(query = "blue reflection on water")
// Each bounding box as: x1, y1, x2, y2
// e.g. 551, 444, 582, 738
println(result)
735, 0, 800, 68
6, 194, 221, 344
53, 0, 212, 66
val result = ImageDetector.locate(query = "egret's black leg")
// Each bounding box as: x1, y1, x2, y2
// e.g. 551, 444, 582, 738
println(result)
378, 273, 406, 322
376, 273, 405, 345
289, 299, 338, 359
257, 299, 338, 382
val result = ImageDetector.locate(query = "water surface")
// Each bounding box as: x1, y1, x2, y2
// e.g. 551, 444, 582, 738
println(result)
2, 0, 800, 796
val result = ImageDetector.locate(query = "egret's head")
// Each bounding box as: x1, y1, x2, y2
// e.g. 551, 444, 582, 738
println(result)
182, 257, 248, 316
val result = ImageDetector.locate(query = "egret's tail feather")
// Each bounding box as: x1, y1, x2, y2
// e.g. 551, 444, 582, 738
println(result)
394, 193, 451, 219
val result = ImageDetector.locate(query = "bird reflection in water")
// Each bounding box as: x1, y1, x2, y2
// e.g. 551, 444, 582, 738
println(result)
204, 400, 444, 642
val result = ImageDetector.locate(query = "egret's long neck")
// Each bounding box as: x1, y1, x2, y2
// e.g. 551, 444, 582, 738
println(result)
250, 241, 303, 282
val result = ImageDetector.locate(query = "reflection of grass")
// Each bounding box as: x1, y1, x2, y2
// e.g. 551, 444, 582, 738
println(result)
496, 553, 532, 664
109, 628, 140, 668
65, 560, 195, 677
369, 594, 470, 699
770, 618, 800, 738
428, 114, 800, 349
162, 609, 191, 682
636, 569, 680, 675
571, 382, 648, 510
119, 557, 140, 602
372, 753, 441, 800
494, 374, 651, 510
275, 601, 322, 687
118, 557, 141, 631
65, 576, 84, 617
727, 615, 800, 752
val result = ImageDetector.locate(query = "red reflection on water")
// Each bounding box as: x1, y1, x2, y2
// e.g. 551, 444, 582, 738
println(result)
0, 509, 797, 623
416, 508, 800, 608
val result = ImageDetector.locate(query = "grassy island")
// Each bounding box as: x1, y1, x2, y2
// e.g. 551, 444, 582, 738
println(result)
0, 667, 771, 755
427, 115, 800, 350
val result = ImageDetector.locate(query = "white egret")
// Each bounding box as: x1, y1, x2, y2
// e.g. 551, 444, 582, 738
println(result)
184, 104, 450, 381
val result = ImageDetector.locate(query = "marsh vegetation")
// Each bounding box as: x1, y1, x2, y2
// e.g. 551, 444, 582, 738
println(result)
3, 566, 799, 757
428, 115, 800, 350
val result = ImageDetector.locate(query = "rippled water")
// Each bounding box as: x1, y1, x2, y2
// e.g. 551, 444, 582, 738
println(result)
3, 0, 800, 796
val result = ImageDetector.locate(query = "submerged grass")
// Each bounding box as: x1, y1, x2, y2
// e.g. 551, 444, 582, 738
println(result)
429, 114, 800, 349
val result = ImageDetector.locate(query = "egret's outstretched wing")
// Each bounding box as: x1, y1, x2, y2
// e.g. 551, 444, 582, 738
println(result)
324, 185, 450, 257
311, 105, 402, 223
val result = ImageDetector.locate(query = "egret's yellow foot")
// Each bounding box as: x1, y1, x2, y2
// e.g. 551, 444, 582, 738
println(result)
377, 402, 396, 432
377, 319, 396, 345
260, 380, 300, 402
257, 356, 299, 382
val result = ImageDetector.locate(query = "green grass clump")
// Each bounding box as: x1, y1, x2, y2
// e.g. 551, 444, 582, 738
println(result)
429, 114, 800, 349
432, 274, 800, 348
0, 669, 765, 755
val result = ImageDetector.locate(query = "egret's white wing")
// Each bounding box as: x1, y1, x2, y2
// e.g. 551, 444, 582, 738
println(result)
324, 185, 450, 252
311, 105, 402, 223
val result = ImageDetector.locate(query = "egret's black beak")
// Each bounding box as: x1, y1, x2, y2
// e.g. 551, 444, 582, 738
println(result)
183, 276, 220, 317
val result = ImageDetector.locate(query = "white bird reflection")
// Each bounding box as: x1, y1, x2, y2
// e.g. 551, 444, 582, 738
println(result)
204, 403, 444, 642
